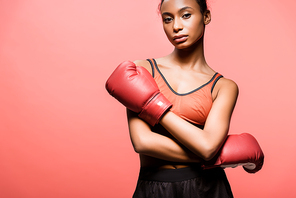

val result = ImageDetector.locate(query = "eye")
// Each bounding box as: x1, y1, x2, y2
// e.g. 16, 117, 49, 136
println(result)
163, 17, 173, 23
182, 13, 191, 19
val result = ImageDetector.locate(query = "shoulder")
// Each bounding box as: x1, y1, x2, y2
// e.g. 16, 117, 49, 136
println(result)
133, 59, 153, 75
214, 76, 239, 101
219, 77, 238, 91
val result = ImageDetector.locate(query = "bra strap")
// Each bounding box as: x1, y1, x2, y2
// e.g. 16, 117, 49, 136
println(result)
146, 59, 155, 78
211, 74, 223, 93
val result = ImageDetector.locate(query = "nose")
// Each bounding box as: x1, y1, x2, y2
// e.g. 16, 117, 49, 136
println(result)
173, 18, 183, 33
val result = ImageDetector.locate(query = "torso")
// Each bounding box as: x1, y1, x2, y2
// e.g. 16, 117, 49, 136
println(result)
138, 58, 224, 169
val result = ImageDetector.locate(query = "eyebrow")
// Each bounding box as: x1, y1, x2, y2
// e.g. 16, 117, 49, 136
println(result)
162, 6, 194, 16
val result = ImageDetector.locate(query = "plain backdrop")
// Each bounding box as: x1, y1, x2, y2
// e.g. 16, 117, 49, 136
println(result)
1, 0, 295, 197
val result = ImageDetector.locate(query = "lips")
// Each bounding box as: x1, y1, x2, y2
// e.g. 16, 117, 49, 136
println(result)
173, 35, 188, 43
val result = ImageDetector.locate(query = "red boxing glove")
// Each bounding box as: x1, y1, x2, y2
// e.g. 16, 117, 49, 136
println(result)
203, 133, 264, 173
105, 61, 172, 126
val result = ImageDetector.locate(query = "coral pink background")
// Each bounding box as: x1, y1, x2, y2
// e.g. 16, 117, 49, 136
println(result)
1, 0, 295, 197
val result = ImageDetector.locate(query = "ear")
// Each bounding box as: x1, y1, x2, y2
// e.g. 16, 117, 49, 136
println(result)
203, 10, 211, 25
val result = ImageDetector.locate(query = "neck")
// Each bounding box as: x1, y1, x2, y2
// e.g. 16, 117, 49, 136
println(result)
170, 36, 207, 70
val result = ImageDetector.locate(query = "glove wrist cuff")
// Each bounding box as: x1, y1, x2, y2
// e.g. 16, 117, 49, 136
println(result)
139, 93, 172, 126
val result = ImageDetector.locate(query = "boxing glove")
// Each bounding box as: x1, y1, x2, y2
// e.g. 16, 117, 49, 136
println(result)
105, 61, 172, 126
203, 133, 264, 173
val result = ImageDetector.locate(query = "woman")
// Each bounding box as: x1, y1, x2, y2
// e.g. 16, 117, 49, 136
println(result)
106, 0, 250, 197
127, 0, 237, 197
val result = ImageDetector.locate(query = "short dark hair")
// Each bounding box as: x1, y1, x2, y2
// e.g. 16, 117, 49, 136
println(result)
159, 0, 208, 14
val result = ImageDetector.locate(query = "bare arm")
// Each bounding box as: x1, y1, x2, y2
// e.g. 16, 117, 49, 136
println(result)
127, 109, 201, 163
159, 78, 239, 161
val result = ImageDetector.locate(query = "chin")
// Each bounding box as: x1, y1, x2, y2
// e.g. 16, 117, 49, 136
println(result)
173, 42, 191, 50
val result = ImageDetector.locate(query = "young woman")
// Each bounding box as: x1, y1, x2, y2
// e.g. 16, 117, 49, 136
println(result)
127, 0, 237, 197
106, 0, 263, 197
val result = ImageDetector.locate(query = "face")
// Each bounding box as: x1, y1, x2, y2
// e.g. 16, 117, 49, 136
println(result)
160, 0, 210, 49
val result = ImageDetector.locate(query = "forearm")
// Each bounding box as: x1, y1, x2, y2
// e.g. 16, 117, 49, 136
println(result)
127, 109, 200, 163
133, 129, 201, 163
159, 111, 218, 160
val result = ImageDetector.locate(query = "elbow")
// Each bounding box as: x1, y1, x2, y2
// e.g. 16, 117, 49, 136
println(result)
133, 143, 145, 154
132, 136, 149, 154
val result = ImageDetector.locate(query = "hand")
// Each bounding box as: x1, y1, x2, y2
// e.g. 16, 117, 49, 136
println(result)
203, 133, 264, 173
105, 61, 172, 126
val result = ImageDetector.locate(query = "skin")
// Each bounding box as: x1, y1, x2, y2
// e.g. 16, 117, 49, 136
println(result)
127, 0, 239, 169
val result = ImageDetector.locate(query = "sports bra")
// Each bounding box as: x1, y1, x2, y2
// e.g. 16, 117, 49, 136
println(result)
147, 59, 223, 126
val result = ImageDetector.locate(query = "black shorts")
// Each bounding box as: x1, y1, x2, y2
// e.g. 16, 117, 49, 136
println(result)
133, 166, 233, 198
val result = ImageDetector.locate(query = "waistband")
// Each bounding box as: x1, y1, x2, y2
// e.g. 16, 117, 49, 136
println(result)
138, 166, 204, 182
